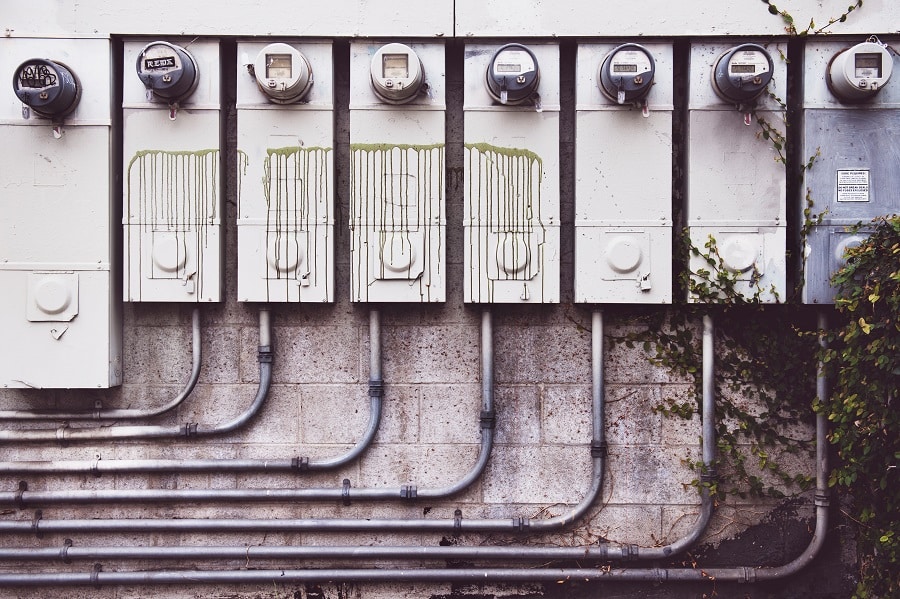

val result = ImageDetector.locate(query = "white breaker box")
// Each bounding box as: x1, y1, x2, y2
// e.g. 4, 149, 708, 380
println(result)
348, 41, 446, 303
687, 41, 787, 303
0, 37, 122, 388
122, 39, 222, 302
464, 43, 560, 304
575, 42, 674, 304
236, 41, 334, 303
801, 37, 899, 304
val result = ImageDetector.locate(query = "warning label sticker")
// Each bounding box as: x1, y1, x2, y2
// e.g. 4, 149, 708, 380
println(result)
837, 169, 870, 203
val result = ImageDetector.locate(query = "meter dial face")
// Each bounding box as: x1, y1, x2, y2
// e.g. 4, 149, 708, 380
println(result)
712, 43, 774, 104
369, 43, 425, 104
254, 43, 314, 104
485, 43, 540, 105
827, 41, 893, 103
598, 43, 655, 104
136, 41, 199, 103
13, 59, 81, 118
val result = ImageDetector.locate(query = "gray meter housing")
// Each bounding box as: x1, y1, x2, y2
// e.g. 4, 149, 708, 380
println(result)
136, 41, 199, 103
253, 43, 314, 104
13, 58, 81, 118
598, 43, 656, 104
369, 43, 426, 104
827, 41, 893, 103
712, 43, 773, 104
485, 43, 540, 105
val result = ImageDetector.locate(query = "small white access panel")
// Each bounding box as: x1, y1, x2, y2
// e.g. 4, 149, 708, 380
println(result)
0, 37, 121, 388
575, 42, 673, 304
236, 41, 334, 303
464, 43, 560, 303
687, 42, 787, 302
123, 39, 222, 302
349, 41, 446, 303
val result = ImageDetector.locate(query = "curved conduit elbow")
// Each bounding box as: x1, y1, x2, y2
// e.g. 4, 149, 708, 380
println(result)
0, 309, 384, 475
0, 309, 493, 507
0, 312, 830, 587
0, 309, 272, 445
0, 307, 203, 422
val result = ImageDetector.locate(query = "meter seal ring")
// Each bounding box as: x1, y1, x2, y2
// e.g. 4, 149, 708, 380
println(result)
12, 58, 82, 120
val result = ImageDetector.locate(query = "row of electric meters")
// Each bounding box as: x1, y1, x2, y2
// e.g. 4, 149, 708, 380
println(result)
1, 37, 898, 388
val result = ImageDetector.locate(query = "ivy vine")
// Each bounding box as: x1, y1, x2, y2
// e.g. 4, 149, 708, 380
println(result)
816, 216, 900, 598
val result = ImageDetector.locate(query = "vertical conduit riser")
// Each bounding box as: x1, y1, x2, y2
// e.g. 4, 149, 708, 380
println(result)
0, 307, 203, 422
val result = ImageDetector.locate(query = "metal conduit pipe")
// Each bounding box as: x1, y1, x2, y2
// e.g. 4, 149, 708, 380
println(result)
0, 309, 495, 507
0, 311, 708, 561
0, 309, 272, 444
0, 307, 203, 422
0, 309, 383, 474
0, 312, 830, 587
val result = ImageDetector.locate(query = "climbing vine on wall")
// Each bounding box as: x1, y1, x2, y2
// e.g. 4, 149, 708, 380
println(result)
816, 216, 900, 599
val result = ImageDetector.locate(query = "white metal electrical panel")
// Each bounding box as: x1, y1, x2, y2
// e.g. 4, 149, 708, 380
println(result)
464, 43, 560, 304
802, 37, 899, 304
687, 41, 787, 302
236, 41, 334, 303
575, 42, 673, 304
123, 39, 222, 303
349, 41, 446, 303
0, 37, 122, 388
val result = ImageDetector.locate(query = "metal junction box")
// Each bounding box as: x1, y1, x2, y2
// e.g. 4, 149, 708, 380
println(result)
575, 42, 673, 304
687, 41, 787, 303
122, 39, 222, 303
0, 37, 122, 388
464, 42, 560, 304
802, 38, 899, 304
236, 41, 334, 303
348, 41, 446, 303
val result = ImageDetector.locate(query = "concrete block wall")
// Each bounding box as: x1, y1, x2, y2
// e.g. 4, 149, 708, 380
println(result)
0, 0, 880, 596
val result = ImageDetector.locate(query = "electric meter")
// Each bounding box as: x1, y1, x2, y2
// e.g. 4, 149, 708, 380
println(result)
12, 59, 80, 118
369, 43, 425, 104
136, 41, 199, 103
711, 43, 773, 104
598, 43, 655, 104
485, 43, 540, 105
827, 40, 893, 102
253, 43, 313, 104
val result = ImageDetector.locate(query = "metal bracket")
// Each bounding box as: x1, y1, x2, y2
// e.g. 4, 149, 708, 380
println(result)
368, 379, 384, 398
258, 345, 274, 363
590, 440, 608, 458
453, 508, 462, 537
815, 491, 831, 508
479, 410, 496, 430
91, 563, 102, 587
401, 485, 417, 500
291, 457, 310, 472
31, 509, 42, 538
512, 517, 530, 533
341, 478, 351, 506
60, 538, 73, 564
15, 481, 28, 510
184, 422, 199, 437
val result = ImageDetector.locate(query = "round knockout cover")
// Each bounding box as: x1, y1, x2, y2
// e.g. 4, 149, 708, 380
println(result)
13, 59, 80, 119
136, 41, 199, 103
827, 41, 893, 103
598, 43, 656, 104
254, 43, 314, 104
485, 43, 540, 105
369, 43, 425, 104
711, 43, 774, 104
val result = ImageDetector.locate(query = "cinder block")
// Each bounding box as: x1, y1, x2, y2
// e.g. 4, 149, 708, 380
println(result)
241, 325, 362, 384
603, 445, 701, 505
542, 384, 592, 445
420, 383, 481, 444
494, 385, 541, 445
382, 325, 480, 384
482, 445, 592, 505
585, 504, 664, 547
494, 324, 591, 384
299, 384, 382, 445
123, 325, 194, 384
199, 325, 241, 384
605, 384, 665, 445
358, 443, 481, 496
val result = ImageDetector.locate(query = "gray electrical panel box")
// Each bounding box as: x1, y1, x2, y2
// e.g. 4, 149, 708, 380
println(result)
802, 38, 899, 304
